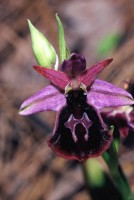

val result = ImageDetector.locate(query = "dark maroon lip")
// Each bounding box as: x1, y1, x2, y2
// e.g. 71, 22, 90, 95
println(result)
48, 89, 112, 162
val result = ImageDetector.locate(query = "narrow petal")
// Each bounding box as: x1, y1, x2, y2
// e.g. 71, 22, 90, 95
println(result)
78, 58, 113, 87
33, 66, 70, 90
19, 85, 66, 115
87, 79, 134, 109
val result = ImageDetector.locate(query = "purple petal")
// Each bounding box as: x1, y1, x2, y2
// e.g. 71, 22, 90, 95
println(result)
33, 66, 70, 90
87, 79, 134, 109
19, 85, 66, 115
78, 58, 113, 87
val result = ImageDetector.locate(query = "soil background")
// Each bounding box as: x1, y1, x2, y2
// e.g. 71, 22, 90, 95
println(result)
0, 0, 134, 199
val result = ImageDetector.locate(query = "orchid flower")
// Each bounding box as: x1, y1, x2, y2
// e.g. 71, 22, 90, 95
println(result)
102, 105, 134, 138
19, 53, 134, 162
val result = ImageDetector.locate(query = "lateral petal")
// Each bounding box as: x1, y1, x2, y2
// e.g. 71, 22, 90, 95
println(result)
33, 66, 70, 90
87, 79, 134, 109
78, 58, 113, 87
19, 85, 66, 115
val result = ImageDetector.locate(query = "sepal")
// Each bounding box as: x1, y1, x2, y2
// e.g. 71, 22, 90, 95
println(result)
87, 79, 134, 109
19, 85, 65, 115
28, 19, 57, 68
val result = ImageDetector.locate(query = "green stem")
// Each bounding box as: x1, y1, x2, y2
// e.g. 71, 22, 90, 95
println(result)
82, 159, 134, 200
102, 141, 134, 200
82, 127, 134, 199
110, 164, 133, 200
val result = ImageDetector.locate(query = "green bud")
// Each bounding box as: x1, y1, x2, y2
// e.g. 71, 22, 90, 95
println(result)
97, 33, 121, 57
28, 19, 56, 68
56, 14, 70, 63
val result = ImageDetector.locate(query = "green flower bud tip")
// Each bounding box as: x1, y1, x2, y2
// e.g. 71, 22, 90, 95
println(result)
28, 19, 56, 68
55, 14, 70, 63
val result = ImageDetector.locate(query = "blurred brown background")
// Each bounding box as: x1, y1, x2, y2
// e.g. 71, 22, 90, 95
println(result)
0, 0, 134, 199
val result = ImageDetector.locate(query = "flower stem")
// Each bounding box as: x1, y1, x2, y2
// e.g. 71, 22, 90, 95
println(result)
102, 141, 134, 200
82, 160, 121, 200
109, 164, 133, 200
81, 127, 134, 199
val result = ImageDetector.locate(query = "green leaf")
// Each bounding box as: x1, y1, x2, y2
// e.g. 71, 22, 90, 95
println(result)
97, 33, 121, 56
28, 19, 56, 68
56, 14, 70, 63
